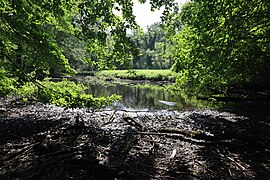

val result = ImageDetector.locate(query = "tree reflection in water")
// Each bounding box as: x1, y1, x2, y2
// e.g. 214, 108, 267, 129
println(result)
86, 82, 187, 110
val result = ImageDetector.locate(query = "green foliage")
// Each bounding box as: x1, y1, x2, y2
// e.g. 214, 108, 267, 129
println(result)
0, 68, 17, 96
168, 0, 270, 94
96, 69, 175, 81
0, 0, 143, 79
0, 0, 164, 108
11, 79, 121, 108
0, 0, 77, 78
129, 23, 173, 69
13, 82, 38, 97
2, 0, 268, 103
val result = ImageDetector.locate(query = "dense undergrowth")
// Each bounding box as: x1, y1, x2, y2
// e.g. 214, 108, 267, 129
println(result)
0, 74, 120, 108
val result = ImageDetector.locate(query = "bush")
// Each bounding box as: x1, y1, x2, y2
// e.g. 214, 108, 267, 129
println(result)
0, 69, 17, 97
11, 79, 121, 108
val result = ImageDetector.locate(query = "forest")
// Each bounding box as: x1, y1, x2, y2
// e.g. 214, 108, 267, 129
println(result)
0, 0, 270, 179
1, 0, 269, 104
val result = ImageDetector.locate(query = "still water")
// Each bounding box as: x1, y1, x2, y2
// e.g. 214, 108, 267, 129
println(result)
85, 79, 192, 110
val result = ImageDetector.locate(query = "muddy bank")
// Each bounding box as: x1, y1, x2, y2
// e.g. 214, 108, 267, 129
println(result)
0, 98, 269, 179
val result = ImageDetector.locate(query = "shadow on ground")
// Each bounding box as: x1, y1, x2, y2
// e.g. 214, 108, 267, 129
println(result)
0, 97, 269, 179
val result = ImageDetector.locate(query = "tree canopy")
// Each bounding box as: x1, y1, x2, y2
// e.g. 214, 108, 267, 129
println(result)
169, 0, 270, 94
0, 0, 176, 105
0, 0, 139, 105
0, 0, 142, 78
128, 23, 173, 69
1, 0, 269, 103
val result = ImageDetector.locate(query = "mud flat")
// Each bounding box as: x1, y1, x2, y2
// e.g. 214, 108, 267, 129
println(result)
0, 97, 269, 179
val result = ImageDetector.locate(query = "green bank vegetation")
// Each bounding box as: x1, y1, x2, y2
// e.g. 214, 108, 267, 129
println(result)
0, 0, 269, 107
169, 0, 270, 95
95, 69, 175, 81
5, 78, 120, 108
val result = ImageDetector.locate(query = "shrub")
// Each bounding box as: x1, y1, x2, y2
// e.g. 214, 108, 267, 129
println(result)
0, 69, 17, 96
11, 79, 121, 108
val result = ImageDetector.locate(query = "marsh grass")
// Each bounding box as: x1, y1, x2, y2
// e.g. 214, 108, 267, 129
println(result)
95, 69, 175, 81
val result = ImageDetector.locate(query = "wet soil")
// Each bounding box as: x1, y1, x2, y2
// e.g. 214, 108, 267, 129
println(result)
0, 97, 269, 179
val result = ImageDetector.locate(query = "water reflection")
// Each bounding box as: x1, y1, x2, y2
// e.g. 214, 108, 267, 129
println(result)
86, 82, 189, 110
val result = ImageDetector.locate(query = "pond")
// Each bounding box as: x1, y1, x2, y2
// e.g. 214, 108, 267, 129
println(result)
82, 77, 195, 110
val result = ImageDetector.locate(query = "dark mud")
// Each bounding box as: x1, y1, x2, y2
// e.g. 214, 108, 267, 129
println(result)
0, 97, 269, 179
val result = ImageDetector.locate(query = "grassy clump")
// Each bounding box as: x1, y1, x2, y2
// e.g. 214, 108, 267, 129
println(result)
11, 79, 120, 108
96, 69, 175, 81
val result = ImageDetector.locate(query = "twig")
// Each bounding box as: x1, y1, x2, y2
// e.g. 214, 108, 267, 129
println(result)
169, 149, 177, 160
156, 127, 215, 141
102, 109, 118, 125
227, 156, 246, 171
122, 116, 144, 130
131, 168, 200, 179
37, 148, 76, 159
101, 109, 151, 113
135, 131, 208, 144
3, 142, 40, 162
120, 109, 151, 113
194, 160, 217, 175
